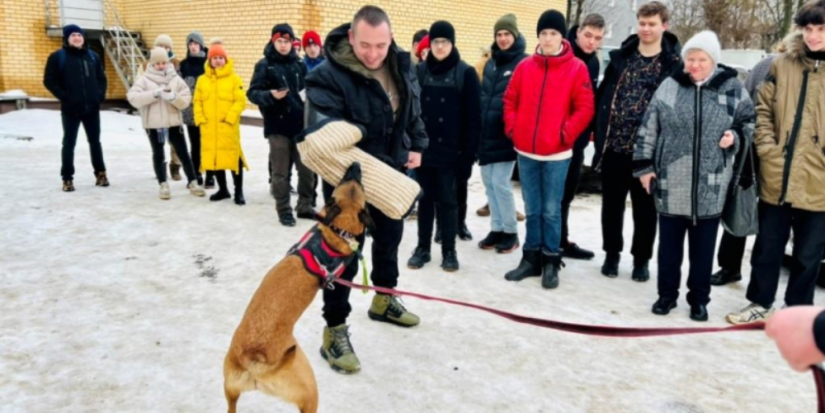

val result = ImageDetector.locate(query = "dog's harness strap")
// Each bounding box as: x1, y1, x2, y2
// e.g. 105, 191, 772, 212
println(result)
287, 225, 356, 290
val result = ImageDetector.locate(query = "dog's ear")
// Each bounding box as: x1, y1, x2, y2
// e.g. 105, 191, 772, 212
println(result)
358, 208, 375, 232
324, 204, 342, 226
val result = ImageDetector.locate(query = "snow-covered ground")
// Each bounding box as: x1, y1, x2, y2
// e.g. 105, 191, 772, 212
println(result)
0, 109, 818, 413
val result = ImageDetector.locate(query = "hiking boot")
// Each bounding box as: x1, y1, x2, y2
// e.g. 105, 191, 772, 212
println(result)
368, 294, 420, 327
478, 231, 503, 250
652, 297, 678, 315
279, 213, 297, 227
710, 269, 742, 286
516, 211, 525, 222
442, 250, 459, 272
495, 233, 520, 254
62, 180, 75, 192
632, 260, 650, 282
477, 204, 490, 217
159, 182, 171, 200
188, 181, 206, 197
407, 247, 431, 269
505, 249, 542, 281
458, 224, 473, 241
726, 303, 776, 325
169, 163, 182, 181
601, 252, 620, 278
95, 171, 109, 187
541, 252, 563, 289
320, 324, 361, 374
562, 242, 595, 260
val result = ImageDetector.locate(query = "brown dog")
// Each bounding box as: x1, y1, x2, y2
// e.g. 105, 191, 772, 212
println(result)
224, 163, 373, 413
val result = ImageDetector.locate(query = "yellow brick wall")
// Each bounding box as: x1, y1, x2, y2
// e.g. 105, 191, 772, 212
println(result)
0, 0, 563, 100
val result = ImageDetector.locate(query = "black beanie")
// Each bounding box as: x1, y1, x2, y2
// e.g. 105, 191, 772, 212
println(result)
429, 21, 456, 45
536, 10, 567, 37
271, 23, 295, 40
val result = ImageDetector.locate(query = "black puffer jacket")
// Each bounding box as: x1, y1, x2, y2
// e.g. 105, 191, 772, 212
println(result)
178, 48, 207, 126
567, 26, 600, 152
417, 48, 481, 169
303, 23, 428, 169
478, 34, 527, 166
247, 43, 307, 138
43, 43, 107, 116
593, 32, 682, 167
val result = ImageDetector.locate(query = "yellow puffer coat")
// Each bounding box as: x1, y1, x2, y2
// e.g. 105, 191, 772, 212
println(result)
194, 59, 248, 173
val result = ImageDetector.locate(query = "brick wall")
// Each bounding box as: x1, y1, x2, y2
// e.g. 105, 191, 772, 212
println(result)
0, 0, 564, 100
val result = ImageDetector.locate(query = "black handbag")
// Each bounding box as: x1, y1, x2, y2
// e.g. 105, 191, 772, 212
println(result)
722, 143, 759, 237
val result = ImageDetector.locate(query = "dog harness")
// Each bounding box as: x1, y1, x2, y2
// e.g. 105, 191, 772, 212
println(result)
287, 224, 358, 290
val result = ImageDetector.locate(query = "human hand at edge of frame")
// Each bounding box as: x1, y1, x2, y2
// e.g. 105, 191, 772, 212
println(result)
766, 306, 825, 373
639, 172, 656, 195
271, 89, 289, 100
720, 131, 735, 149
405, 151, 422, 170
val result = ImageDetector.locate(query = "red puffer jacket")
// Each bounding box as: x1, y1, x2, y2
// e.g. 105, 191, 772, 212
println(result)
503, 40, 594, 157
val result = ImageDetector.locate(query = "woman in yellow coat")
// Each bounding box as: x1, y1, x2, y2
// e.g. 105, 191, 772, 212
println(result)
194, 42, 248, 205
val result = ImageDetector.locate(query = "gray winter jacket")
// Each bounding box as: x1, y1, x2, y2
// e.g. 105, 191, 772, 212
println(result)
633, 66, 756, 220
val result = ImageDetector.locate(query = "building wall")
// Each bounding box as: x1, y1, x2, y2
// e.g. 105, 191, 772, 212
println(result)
0, 0, 563, 100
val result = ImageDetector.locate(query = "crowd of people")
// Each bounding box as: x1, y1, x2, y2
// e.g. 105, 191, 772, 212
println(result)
42, 1, 825, 377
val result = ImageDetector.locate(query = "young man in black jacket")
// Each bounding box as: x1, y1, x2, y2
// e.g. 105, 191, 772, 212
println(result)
562, 13, 605, 261
43, 24, 109, 192
179, 31, 208, 186
594, 1, 681, 281
248, 23, 316, 226
303, 6, 428, 374
407, 21, 481, 273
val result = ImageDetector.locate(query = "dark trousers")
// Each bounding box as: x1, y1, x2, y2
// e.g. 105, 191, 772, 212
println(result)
455, 162, 473, 226
214, 159, 244, 193
268, 135, 316, 216
717, 231, 748, 273
147, 127, 196, 184
658, 215, 720, 306
561, 142, 586, 246
417, 167, 458, 252
185, 125, 202, 180
747, 202, 825, 308
322, 182, 404, 327
600, 150, 657, 262
61, 111, 105, 180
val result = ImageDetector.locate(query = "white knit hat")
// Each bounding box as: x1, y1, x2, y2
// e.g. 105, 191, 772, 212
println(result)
148, 47, 170, 64
154, 34, 173, 49
682, 30, 721, 66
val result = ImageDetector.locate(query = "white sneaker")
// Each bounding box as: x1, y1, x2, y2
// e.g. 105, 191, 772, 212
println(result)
725, 303, 776, 325
159, 182, 171, 200
188, 181, 206, 197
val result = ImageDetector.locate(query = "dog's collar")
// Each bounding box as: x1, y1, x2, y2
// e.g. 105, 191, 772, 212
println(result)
313, 212, 359, 252
287, 225, 359, 290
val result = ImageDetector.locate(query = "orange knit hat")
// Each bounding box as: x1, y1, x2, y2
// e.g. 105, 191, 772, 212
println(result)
208, 43, 227, 60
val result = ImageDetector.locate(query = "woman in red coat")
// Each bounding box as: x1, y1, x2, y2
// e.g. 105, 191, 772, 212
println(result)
502, 9, 594, 289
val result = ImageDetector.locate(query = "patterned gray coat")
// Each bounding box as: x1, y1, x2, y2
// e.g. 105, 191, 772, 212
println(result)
633, 66, 755, 220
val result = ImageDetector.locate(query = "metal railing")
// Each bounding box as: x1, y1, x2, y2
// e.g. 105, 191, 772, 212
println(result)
100, 0, 145, 88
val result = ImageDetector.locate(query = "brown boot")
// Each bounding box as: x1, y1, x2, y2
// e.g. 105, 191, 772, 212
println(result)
169, 163, 182, 181
516, 211, 525, 222
95, 172, 109, 187
476, 204, 490, 217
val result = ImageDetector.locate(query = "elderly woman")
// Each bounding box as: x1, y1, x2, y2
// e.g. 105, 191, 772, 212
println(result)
633, 31, 756, 321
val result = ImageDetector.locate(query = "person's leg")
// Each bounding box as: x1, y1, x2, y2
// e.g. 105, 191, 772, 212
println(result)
416, 168, 438, 251
186, 125, 203, 184
517, 155, 542, 252
717, 231, 748, 274
540, 159, 571, 254
268, 135, 293, 217
784, 208, 825, 307
146, 129, 167, 184
496, 161, 519, 235
657, 216, 687, 303
369, 204, 404, 289
438, 168, 459, 254
561, 146, 584, 247
81, 111, 106, 176
629, 168, 658, 264
291, 140, 316, 216
210, 170, 230, 201
601, 150, 632, 256
61, 113, 82, 181
746, 202, 793, 309
232, 158, 245, 205
686, 217, 721, 308
168, 127, 196, 183
455, 162, 472, 229
481, 164, 502, 232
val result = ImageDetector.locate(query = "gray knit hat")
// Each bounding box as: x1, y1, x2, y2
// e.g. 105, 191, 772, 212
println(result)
494, 14, 520, 39
682, 30, 722, 66
186, 31, 205, 48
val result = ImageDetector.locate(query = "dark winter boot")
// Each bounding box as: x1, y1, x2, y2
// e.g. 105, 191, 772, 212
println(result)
495, 233, 520, 254
478, 231, 503, 250
407, 247, 431, 269
204, 172, 215, 189
601, 252, 620, 278
632, 259, 650, 282
209, 171, 231, 202
561, 242, 595, 260
504, 249, 542, 281
232, 170, 245, 206
710, 269, 742, 286
279, 213, 297, 227
541, 252, 563, 289
458, 223, 473, 241
441, 250, 459, 272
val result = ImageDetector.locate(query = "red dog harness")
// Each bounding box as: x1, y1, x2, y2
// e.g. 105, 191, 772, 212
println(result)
287, 224, 358, 290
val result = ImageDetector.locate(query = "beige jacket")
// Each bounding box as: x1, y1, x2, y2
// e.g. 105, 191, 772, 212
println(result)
127, 65, 191, 129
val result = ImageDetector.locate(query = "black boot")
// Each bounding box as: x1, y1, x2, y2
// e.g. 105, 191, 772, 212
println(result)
441, 250, 459, 272
541, 252, 563, 289
209, 171, 231, 202
601, 252, 620, 278
504, 249, 542, 281
632, 259, 650, 282
652, 297, 678, 315
710, 269, 742, 286
204, 172, 215, 189
478, 231, 503, 250
495, 233, 520, 254
561, 242, 595, 260
458, 223, 473, 241
232, 169, 245, 206
407, 247, 431, 269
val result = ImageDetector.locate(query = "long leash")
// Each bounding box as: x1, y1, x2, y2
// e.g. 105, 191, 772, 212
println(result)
334, 278, 825, 412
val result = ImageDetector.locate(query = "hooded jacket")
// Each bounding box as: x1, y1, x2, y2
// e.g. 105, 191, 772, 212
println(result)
567, 25, 601, 152
247, 42, 307, 138
179, 46, 208, 126
193, 59, 248, 173
43, 40, 107, 116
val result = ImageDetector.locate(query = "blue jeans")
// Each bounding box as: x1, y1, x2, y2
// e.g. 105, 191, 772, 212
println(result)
518, 155, 570, 253
481, 161, 518, 234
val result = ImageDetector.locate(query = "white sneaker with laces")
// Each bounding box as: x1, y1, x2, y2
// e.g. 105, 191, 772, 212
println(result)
188, 181, 206, 197
159, 182, 171, 200
725, 303, 775, 325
